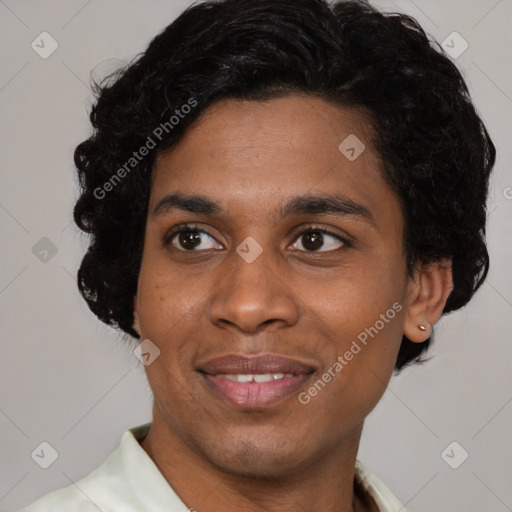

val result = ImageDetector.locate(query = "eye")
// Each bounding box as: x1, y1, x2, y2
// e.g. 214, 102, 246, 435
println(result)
162, 224, 221, 251
162, 224, 351, 253
289, 227, 348, 252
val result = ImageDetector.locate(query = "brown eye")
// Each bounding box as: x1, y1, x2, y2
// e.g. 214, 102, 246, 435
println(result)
290, 228, 346, 252
163, 225, 221, 252
301, 231, 324, 251
177, 229, 202, 250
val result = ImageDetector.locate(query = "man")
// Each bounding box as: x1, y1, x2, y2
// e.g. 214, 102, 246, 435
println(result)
22, 0, 494, 511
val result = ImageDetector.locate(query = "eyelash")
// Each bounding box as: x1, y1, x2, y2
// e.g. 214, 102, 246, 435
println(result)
161, 223, 352, 253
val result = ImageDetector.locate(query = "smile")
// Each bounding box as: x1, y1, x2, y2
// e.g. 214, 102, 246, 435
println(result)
219, 372, 294, 382
199, 371, 314, 409
196, 352, 317, 409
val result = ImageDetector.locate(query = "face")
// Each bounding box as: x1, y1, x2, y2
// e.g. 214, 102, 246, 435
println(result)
134, 94, 412, 478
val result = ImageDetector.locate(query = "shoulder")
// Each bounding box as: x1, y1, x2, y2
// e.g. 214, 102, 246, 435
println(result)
19, 424, 153, 512
355, 460, 407, 512
19, 458, 122, 512
20, 485, 99, 512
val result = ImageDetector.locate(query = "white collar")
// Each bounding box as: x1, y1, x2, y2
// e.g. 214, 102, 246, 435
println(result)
23, 422, 407, 512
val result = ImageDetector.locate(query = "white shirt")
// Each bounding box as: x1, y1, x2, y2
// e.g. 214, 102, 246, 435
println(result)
21, 423, 407, 512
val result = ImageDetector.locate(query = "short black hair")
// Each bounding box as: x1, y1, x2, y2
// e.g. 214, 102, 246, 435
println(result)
73, 0, 495, 371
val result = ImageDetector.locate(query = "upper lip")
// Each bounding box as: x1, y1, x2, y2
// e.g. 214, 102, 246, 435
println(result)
197, 353, 317, 376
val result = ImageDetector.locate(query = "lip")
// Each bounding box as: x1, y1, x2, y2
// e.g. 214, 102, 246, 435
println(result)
197, 353, 317, 376
196, 353, 317, 409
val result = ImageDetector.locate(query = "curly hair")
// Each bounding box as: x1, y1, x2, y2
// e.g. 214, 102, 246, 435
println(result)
73, 0, 495, 371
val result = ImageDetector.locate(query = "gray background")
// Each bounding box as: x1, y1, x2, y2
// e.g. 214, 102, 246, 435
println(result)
1, 0, 511, 511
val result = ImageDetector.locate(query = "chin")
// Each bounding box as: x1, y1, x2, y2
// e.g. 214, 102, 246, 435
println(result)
199, 431, 307, 479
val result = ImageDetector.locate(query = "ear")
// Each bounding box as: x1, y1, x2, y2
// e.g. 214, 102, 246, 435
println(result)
403, 259, 454, 343
133, 294, 141, 337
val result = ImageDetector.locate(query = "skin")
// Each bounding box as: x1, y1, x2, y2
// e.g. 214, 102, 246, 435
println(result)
133, 94, 453, 512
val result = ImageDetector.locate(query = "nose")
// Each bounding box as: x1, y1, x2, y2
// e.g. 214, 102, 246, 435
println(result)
208, 247, 300, 333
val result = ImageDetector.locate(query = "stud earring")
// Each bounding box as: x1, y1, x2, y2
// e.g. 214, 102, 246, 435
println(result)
418, 324, 427, 331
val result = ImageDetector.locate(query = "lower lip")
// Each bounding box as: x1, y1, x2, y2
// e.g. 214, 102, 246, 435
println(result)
200, 373, 313, 409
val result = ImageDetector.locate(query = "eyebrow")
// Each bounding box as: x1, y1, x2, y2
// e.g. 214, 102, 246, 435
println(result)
152, 192, 375, 226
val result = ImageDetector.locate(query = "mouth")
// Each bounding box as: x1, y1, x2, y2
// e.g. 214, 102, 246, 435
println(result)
196, 353, 316, 409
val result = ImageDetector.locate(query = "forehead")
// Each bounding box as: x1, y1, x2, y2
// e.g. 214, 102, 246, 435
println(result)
150, 94, 398, 226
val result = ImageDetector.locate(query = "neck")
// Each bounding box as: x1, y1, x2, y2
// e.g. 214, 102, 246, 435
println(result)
140, 407, 375, 512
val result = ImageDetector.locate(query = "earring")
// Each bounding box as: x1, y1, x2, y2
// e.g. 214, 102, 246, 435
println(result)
418, 324, 427, 331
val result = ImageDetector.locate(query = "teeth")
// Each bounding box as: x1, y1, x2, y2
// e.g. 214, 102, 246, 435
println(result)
221, 373, 294, 383
254, 373, 284, 383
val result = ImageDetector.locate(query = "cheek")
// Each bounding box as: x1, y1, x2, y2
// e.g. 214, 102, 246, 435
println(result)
333, 289, 405, 412
305, 308, 404, 428
308, 257, 405, 330
135, 275, 195, 386
304, 257, 405, 384
137, 260, 196, 336
136, 227, 221, 338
